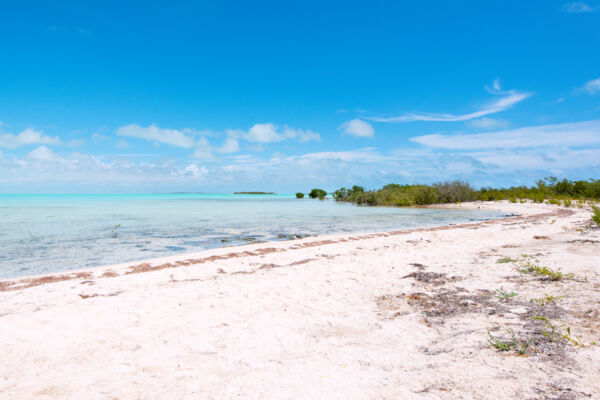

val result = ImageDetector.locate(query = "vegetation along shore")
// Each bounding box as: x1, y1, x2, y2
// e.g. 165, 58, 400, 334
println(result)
303, 177, 600, 207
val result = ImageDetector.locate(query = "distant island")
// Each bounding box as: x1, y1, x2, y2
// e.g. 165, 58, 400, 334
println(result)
233, 191, 275, 195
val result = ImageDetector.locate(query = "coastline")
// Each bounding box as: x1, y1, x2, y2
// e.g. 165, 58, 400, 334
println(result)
1, 201, 599, 398
0, 201, 510, 286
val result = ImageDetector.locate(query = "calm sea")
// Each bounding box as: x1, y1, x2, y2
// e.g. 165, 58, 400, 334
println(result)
0, 194, 506, 279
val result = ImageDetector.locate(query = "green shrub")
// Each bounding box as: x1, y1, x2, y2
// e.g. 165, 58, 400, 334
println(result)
332, 177, 600, 207
592, 206, 600, 226
309, 188, 327, 200
295, 192, 304, 199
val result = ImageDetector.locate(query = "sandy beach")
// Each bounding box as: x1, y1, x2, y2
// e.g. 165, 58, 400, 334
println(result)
1, 201, 599, 399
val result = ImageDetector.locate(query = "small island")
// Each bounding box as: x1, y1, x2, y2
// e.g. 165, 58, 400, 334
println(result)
233, 191, 276, 195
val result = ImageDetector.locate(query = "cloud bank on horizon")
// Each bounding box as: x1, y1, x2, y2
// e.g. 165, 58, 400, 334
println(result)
0, 1, 599, 192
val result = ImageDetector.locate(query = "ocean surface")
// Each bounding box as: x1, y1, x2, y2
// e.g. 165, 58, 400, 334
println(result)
0, 194, 507, 279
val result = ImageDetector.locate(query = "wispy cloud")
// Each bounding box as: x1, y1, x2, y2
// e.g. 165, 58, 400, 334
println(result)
581, 77, 600, 94
291, 148, 386, 163
117, 124, 195, 148
562, 2, 598, 13
368, 80, 531, 123
338, 119, 375, 137
410, 120, 600, 149
466, 117, 509, 130
0, 127, 61, 149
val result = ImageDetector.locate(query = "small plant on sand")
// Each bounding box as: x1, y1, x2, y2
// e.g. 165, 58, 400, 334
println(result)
496, 256, 517, 264
295, 192, 304, 199
112, 224, 121, 239
487, 330, 530, 355
592, 206, 600, 226
515, 256, 571, 281
531, 316, 585, 347
494, 289, 518, 301
530, 294, 564, 306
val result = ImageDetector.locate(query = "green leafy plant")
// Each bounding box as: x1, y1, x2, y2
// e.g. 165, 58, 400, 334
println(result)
487, 330, 530, 354
515, 256, 571, 281
496, 256, 517, 264
531, 316, 585, 347
494, 289, 518, 301
295, 192, 305, 199
530, 294, 564, 306
592, 206, 600, 226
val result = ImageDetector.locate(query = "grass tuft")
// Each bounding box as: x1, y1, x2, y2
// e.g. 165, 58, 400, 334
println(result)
487, 330, 530, 355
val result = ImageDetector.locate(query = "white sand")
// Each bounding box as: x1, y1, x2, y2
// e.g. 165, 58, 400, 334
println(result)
1, 202, 599, 399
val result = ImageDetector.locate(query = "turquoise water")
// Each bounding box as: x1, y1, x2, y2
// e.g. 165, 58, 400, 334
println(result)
0, 194, 506, 279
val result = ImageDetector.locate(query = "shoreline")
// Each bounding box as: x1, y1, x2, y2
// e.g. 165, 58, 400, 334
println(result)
0, 201, 511, 286
1, 201, 598, 398
2, 201, 525, 290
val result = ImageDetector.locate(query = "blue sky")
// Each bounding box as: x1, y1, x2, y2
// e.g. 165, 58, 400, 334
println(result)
1, 0, 599, 193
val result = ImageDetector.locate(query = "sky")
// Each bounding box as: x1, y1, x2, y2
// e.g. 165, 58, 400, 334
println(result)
0, 0, 599, 193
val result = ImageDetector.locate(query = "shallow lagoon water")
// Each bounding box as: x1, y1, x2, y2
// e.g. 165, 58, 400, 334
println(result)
0, 194, 506, 279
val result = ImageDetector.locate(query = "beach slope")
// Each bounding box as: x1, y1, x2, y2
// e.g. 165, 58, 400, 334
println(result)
1, 202, 599, 399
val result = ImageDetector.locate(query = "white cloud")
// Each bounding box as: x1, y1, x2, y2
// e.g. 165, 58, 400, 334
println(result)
466, 117, 509, 130
244, 123, 320, 143
181, 164, 208, 179
563, 2, 598, 13
116, 123, 195, 148
282, 127, 321, 142
3, 138, 600, 193
27, 146, 62, 162
217, 136, 240, 154
411, 120, 600, 150
338, 119, 375, 137
582, 78, 600, 94
0, 128, 61, 149
471, 148, 600, 170
369, 81, 531, 123
245, 123, 282, 143
192, 137, 214, 159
